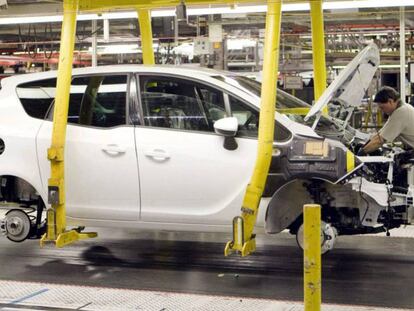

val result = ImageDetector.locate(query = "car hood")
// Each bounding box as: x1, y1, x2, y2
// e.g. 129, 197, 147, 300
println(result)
304, 42, 380, 123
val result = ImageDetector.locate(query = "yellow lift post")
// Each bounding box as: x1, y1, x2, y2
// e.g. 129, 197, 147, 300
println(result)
310, 0, 327, 103
40, 0, 97, 248
137, 9, 155, 65
225, 0, 328, 257
41, 0, 156, 247
303, 204, 321, 311
225, 0, 283, 257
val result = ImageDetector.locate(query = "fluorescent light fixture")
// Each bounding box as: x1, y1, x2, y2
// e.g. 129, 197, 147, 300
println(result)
0, 0, 413, 25
90, 43, 160, 54
379, 64, 409, 69
333, 64, 408, 69
97, 44, 139, 54
324, 0, 414, 10
227, 38, 257, 50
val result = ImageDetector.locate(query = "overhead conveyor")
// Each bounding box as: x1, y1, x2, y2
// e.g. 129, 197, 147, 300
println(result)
40, 0, 328, 250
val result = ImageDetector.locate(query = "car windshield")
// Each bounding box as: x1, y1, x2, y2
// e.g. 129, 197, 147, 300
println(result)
213, 75, 311, 124
213, 74, 356, 144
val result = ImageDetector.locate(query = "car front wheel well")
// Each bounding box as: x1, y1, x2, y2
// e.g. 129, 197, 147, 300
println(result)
264, 178, 332, 234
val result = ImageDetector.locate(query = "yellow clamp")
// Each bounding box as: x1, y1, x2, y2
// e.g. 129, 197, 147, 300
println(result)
224, 216, 256, 257
47, 147, 64, 162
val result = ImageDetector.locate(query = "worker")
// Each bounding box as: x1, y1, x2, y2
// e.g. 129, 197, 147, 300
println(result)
359, 86, 414, 155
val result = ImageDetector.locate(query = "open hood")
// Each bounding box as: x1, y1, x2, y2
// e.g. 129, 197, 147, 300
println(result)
304, 43, 380, 127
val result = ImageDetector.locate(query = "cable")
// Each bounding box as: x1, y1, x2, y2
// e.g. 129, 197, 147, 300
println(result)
385, 178, 393, 236
358, 177, 370, 223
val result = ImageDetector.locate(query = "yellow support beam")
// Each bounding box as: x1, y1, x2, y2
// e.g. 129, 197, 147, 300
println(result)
137, 9, 155, 65
277, 107, 310, 115
80, 0, 260, 12
310, 0, 327, 103
225, 0, 282, 257
303, 204, 321, 311
40, 0, 97, 248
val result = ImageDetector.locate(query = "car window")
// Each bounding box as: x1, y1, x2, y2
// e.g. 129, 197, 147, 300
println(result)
139, 75, 226, 132
16, 78, 57, 119
228, 95, 291, 141
48, 74, 128, 128
229, 95, 259, 138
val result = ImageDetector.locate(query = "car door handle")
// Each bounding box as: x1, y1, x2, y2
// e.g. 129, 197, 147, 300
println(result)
144, 149, 170, 161
102, 144, 126, 156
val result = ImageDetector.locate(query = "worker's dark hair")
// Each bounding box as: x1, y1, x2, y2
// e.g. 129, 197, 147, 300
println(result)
374, 86, 401, 104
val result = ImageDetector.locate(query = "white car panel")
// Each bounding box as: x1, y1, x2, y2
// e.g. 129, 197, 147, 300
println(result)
36, 122, 140, 221
136, 127, 257, 224
0, 95, 46, 198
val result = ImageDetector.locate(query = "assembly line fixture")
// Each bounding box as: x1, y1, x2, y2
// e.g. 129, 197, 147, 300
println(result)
225, 0, 328, 257
41, 0, 328, 255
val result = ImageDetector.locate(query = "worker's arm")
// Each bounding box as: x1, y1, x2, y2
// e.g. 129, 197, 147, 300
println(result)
361, 133, 384, 154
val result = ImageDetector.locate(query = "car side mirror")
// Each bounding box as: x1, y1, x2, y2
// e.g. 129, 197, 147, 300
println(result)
214, 117, 238, 151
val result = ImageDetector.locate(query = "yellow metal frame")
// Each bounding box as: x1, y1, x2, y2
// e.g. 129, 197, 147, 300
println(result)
137, 9, 155, 65
225, 0, 282, 257
225, 0, 328, 257
303, 204, 321, 311
310, 0, 327, 112
42, 0, 159, 248
276, 107, 310, 115
80, 0, 265, 11
41, 0, 98, 248
43, 0, 328, 252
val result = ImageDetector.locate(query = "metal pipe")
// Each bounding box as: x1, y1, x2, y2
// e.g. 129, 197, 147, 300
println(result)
400, 6, 406, 101
310, 0, 327, 102
137, 9, 155, 65
91, 19, 97, 67
304, 204, 321, 311
174, 16, 179, 47
103, 18, 109, 42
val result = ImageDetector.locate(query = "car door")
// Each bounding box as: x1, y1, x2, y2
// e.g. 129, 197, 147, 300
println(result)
36, 73, 140, 221
135, 74, 258, 225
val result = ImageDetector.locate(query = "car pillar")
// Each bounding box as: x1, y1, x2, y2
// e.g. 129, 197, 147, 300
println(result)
137, 8, 155, 65
225, 0, 282, 257
40, 0, 97, 248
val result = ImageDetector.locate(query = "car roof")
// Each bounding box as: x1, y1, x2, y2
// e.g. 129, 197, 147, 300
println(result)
1, 65, 230, 87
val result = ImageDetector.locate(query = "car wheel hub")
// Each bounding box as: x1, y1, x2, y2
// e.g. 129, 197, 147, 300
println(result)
296, 221, 338, 254
2, 210, 31, 242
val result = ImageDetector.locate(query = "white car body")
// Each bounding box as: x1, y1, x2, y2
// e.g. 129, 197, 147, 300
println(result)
1, 43, 413, 250
1, 65, 317, 232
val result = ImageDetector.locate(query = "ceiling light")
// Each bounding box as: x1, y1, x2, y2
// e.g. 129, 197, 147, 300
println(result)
0, 0, 413, 25
333, 64, 408, 69
324, 0, 414, 10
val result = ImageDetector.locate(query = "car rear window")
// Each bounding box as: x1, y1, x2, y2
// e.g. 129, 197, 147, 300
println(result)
16, 78, 57, 119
